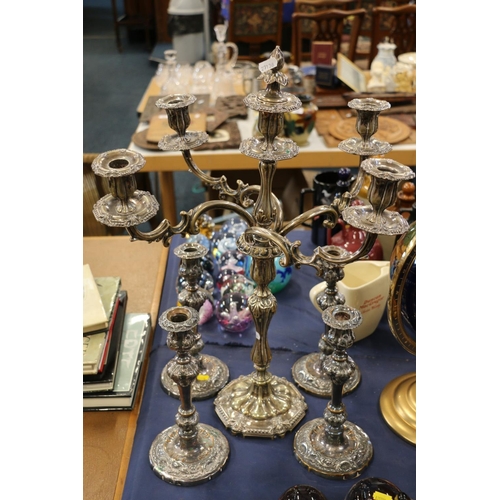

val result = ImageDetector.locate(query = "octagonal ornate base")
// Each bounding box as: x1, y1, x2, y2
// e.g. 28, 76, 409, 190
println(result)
291, 352, 361, 397
149, 423, 230, 486
161, 354, 230, 400
213, 372, 308, 438
294, 418, 373, 480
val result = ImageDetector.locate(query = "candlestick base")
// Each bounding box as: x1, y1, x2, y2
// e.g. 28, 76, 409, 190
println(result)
149, 423, 230, 486
294, 418, 373, 480
291, 352, 361, 397
379, 371, 416, 445
161, 354, 230, 400
214, 372, 307, 438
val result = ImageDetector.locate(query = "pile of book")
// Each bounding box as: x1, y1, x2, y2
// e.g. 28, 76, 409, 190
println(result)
83, 264, 151, 411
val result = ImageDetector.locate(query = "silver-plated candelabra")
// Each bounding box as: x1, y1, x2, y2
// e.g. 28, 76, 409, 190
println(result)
92, 46, 414, 448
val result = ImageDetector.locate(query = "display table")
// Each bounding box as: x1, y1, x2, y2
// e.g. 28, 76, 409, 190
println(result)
121, 229, 416, 500
83, 236, 169, 500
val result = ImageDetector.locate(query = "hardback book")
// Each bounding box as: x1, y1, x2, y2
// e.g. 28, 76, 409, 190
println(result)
83, 332, 106, 375
83, 290, 128, 392
311, 41, 334, 66
83, 264, 108, 334
95, 276, 121, 329
315, 64, 339, 88
83, 293, 121, 375
83, 276, 121, 375
83, 313, 152, 411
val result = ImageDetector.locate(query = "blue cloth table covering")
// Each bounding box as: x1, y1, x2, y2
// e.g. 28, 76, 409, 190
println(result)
122, 230, 416, 500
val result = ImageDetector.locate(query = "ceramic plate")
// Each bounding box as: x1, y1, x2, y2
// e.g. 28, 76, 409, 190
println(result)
398, 52, 416, 65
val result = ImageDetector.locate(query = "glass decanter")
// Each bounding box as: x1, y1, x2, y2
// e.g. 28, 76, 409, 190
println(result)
212, 24, 239, 102
160, 49, 182, 95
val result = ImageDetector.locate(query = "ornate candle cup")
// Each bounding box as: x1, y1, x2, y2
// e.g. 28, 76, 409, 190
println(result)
240, 47, 301, 160
294, 305, 373, 479
161, 242, 229, 400
156, 94, 208, 151
91, 149, 159, 227
150, 306, 230, 486
337, 98, 392, 159
352, 98, 390, 142
342, 158, 415, 236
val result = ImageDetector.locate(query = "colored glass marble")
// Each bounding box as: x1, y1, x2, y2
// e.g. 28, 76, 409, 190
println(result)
215, 292, 253, 333
220, 274, 256, 298
221, 216, 249, 238
244, 255, 292, 294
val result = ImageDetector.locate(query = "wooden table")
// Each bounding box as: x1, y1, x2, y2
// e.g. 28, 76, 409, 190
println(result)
129, 79, 416, 224
83, 236, 169, 500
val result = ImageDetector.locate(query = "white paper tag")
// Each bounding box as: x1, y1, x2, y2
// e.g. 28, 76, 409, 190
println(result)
256, 331, 261, 340
259, 57, 277, 73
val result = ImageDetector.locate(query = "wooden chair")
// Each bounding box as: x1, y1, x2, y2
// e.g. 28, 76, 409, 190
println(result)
227, 0, 284, 63
368, 3, 416, 66
291, 7, 367, 66
351, 0, 414, 67
293, 0, 363, 61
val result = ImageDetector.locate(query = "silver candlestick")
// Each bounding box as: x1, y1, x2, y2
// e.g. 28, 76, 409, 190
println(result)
294, 304, 372, 479
92, 46, 414, 440
161, 241, 230, 400
291, 245, 361, 397
150, 306, 230, 485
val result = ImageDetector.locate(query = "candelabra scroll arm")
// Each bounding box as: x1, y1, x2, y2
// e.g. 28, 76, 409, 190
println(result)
317, 231, 379, 265
126, 200, 255, 246
243, 224, 374, 276
181, 150, 254, 207
242, 226, 331, 276
282, 218, 379, 270
181, 150, 285, 221
280, 204, 341, 237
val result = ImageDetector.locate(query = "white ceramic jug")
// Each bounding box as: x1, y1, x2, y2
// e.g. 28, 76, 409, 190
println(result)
309, 260, 390, 342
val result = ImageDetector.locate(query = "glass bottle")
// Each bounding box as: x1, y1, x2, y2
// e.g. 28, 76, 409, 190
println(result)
160, 49, 182, 95
211, 24, 238, 103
